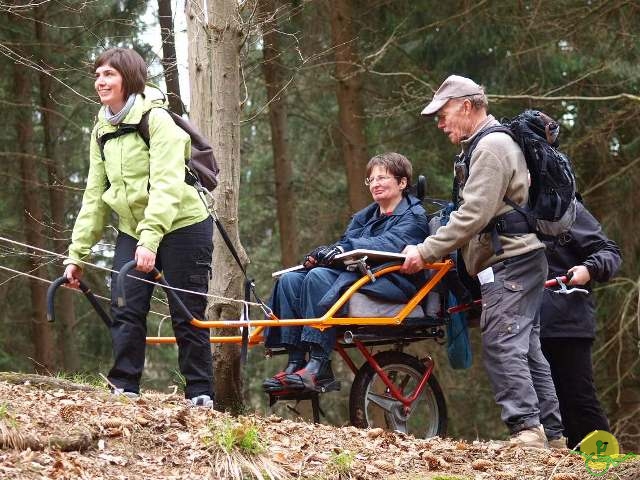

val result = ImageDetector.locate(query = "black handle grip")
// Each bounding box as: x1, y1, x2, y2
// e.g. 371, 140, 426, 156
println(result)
47, 276, 113, 328
116, 260, 197, 324
47, 277, 69, 322
116, 260, 138, 307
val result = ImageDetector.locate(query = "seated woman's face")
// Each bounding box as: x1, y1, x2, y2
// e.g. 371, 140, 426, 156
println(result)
94, 63, 125, 110
367, 165, 405, 206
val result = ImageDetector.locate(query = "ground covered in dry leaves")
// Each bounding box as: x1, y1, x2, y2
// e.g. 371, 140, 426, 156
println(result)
0, 373, 638, 480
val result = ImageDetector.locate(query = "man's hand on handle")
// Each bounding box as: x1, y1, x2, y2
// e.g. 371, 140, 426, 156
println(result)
400, 245, 425, 274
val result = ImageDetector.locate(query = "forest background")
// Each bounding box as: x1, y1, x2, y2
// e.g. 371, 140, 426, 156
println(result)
1, 0, 639, 451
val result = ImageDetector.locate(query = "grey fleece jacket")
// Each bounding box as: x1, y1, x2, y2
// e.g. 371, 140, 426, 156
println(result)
417, 115, 544, 275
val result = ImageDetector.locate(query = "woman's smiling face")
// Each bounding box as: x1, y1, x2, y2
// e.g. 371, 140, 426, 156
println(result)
94, 63, 125, 111
367, 165, 406, 208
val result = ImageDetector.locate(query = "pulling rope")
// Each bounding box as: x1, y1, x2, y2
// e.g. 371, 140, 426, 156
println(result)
0, 235, 264, 310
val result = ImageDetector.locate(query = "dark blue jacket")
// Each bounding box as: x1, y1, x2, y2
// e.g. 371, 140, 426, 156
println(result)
316, 195, 430, 310
540, 201, 621, 338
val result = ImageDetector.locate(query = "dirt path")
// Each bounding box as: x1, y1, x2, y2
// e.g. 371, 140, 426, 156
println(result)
0, 375, 636, 479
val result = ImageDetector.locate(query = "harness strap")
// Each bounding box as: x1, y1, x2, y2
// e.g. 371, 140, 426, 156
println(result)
457, 125, 534, 255
480, 206, 531, 255
196, 188, 272, 317
97, 124, 139, 161
241, 279, 251, 364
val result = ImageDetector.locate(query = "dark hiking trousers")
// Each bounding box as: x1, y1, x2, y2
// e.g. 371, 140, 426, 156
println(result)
108, 218, 214, 399
541, 337, 610, 449
480, 248, 562, 437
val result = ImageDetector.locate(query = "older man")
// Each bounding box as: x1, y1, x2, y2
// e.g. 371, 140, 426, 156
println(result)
401, 75, 562, 448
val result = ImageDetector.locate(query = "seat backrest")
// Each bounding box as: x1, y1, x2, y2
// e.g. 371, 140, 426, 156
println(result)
415, 174, 427, 201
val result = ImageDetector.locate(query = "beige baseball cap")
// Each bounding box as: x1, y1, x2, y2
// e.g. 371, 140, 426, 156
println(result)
421, 75, 484, 116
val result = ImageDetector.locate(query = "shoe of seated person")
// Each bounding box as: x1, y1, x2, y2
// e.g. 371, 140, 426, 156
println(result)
509, 425, 547, 448
190, 394, 214, 408
262, 360, 306, 392
283, 357, 340, 393
111, 387, 140, 400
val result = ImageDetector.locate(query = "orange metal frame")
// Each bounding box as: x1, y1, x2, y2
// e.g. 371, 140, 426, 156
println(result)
146, 260, 453, 345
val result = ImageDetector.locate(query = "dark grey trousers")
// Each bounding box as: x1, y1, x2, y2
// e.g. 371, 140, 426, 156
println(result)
480, 248, 562, 437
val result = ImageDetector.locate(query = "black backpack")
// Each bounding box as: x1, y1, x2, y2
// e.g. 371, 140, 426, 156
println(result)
459, 110, 577, 253
97, 107, 220, 193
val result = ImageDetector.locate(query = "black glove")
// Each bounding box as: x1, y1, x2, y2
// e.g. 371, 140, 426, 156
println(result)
303, 245, 328, 268
315, 244, 344, 266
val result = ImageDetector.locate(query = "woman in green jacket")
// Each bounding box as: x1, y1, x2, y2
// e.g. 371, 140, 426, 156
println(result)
64, 48, 214, 407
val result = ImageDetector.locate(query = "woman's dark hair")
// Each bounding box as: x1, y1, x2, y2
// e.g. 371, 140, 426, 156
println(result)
94, 48, 147, 99
365, 152, 413, 192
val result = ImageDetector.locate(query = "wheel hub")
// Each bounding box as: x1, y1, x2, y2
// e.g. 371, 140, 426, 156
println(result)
366, 392, 411, 433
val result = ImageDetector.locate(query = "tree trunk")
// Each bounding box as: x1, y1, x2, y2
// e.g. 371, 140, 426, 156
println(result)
12, 50, 56, 374
157, 0, 185, 115
34, 4, 79, 372
328, 0, 369, 212
186, 0, 248, 413
259, 0, 299, 267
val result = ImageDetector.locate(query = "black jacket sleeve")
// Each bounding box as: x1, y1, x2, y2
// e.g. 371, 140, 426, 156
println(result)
541, 201, 622, 339
575, 207, 622, 283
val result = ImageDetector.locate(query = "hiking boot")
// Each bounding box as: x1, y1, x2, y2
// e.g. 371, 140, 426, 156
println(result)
262, 360, 306, 392
548, 435, 568, 449
190, 394, 214, 408
509, 425, 547, 448
111, 387, 140, 400
283, 357, 340, 393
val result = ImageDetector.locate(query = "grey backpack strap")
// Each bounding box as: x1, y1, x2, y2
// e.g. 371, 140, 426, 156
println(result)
136, 110, 152, 148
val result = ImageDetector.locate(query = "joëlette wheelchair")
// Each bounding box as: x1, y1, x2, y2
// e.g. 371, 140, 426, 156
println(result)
46, 175, 574, 439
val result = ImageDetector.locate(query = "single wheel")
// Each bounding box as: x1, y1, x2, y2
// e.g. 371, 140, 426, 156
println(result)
349, 350, 447, 438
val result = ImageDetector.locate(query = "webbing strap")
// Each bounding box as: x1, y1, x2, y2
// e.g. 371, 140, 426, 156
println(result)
214, 214, 269, 312
197, 187, 272, 317
480, 206, 532, 255
97, 124, 139, 161
241, 279, 251, 364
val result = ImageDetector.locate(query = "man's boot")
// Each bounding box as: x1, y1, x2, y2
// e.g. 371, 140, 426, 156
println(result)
509, 425, 547, 448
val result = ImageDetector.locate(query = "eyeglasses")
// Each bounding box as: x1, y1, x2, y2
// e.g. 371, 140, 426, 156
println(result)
364, 175, 399, 186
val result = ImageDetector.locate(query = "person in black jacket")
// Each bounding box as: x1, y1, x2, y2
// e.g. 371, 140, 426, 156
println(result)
540, 200, 621, 450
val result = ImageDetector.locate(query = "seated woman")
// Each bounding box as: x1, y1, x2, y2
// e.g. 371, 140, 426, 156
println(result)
263, 152, 429, 394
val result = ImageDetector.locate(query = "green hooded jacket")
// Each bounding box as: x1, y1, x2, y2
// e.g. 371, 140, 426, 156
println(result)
65, 86, 209, 266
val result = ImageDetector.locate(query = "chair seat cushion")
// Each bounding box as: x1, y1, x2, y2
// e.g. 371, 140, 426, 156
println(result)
348, 292, 425, 318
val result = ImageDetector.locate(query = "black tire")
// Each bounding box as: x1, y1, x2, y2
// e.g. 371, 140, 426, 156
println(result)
349, 351, 447, 438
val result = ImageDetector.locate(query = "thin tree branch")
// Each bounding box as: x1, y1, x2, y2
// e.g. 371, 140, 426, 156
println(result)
582, 156, 640, 197
489, 93, 640, 103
